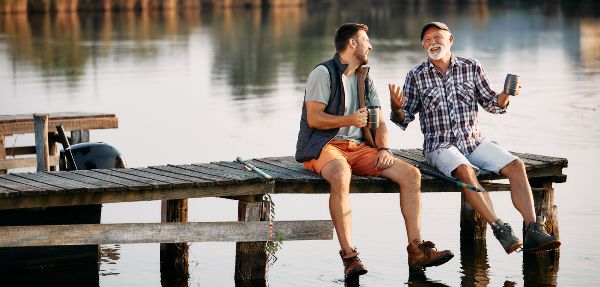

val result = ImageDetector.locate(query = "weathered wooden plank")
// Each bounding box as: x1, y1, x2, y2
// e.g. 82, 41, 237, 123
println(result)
121, 168, 195, 187
113, 168, 195, 188
32, 172, 105, 193
49, 171, 127, 192
137, 167, 214, 187
0, 113, 118, 135
0, 112, 115, 124
0, 186, 19, 198
0, 181, 266, 210
0, 220, 334, 247
0, 156, 60, 170
12, 172, 86, 193
71, 170, 153, 191
33, 113, 50, 172
0, 177, 47, 195
215, 161, 319, 183
151, 165, 231, 185
93, 169, 173, 189
192, 163, 262, 182
0, 174, 66, 193
193, 162, 262, 181
512, 152, 568, 167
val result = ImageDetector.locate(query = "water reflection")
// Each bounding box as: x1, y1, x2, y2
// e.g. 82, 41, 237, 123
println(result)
406, 269, 451, 287
1, 1, 599, 102
100, 244, 121, 276
460, 239, 491, 287
523, 251, 560, 287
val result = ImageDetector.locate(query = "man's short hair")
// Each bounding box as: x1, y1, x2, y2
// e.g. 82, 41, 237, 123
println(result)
334, 23, 369, 53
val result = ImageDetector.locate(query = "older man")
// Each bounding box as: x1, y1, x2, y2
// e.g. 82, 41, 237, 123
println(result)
390, 22, 560, 254
295, 23, 453, 281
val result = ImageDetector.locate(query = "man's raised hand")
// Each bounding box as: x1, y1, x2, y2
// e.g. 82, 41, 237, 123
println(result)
389, 83, 405, 111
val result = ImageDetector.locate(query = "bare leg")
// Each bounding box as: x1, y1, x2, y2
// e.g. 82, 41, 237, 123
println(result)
320, 159, 354, 254
381, 158, 422, 242
500, 159, 536, 225
453, 164, 498, 225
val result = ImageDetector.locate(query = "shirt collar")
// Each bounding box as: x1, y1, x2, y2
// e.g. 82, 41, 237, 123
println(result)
427, 54, 459, 71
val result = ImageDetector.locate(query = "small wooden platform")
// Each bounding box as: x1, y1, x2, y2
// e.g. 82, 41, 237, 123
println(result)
0, 112, 118, 172
0, 149, 567, 209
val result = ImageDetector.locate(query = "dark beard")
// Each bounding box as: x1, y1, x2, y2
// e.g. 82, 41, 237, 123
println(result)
355, 50, 368, 65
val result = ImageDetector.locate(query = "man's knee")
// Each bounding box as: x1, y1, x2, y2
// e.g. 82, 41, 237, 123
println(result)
502, 158, 526, 176
388, 160, 420, 184
321, 160, 352, 186
452, 164, 476, 180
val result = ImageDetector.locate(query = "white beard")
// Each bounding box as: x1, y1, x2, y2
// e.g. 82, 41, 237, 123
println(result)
427, 43, 449, 61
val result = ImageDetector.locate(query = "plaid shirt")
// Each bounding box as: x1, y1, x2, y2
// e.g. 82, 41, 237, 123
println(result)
391, 55, 507, 154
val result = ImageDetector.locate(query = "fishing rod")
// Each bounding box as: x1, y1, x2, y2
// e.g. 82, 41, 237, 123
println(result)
236, 157, 273, 180
416, 165, 486, 192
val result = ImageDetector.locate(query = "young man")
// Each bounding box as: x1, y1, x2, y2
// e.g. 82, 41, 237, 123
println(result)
389, 22, 561, 254
295, 23, 453, 281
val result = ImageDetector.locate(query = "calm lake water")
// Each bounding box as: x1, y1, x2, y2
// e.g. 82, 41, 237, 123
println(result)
1, 1, 600, 286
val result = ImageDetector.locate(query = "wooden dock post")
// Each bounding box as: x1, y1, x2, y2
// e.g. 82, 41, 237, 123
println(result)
235, 195, 269, 285
160, 199, 189, 285
33, 113, 50, 172
528, 179, 559, 239
460, 191, 487, 240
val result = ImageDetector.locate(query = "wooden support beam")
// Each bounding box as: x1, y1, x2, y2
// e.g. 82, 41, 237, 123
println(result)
0, 220, 333, 248
160, 199, 190, 283
235, 199, 269, 282
0, 182, 265, 210
33, 114, 50, 172
529, 179, 559, 239
460, 191, 487, 240
0, 156, 60, 171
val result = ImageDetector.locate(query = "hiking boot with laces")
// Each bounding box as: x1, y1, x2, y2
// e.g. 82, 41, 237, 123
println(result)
407, 239, 454, 270
523, 216, 561, 253
492, 219, 522, 254
339, 248, 368, 281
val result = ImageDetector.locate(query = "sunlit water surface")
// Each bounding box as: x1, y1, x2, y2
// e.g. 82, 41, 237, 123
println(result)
1, 2, 599, 286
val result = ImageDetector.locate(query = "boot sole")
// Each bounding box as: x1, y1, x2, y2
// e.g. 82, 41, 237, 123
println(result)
506, 241, 523, 254
409, 253, 454, 270
523, 240, 561, 253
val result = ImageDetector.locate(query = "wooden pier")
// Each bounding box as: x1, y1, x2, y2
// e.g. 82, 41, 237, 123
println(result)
0, 112, 118, 173
0, 148, 567, 282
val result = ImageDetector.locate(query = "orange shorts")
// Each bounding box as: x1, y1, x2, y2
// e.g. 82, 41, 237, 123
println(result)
303, 140, 382, 176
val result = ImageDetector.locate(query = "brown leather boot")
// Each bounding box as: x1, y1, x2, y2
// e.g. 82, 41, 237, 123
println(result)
407, 239, 454, 270
339, 248, 368, 281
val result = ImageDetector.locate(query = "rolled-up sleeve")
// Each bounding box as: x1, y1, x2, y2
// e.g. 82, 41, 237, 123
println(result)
474, 60, 507, 114
391, 72, 421, 130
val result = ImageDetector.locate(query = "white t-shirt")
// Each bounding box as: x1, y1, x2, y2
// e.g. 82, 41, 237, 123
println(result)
305, 65, 380, 143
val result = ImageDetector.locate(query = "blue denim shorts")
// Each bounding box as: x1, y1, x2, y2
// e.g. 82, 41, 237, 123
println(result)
424, 141, 518, 178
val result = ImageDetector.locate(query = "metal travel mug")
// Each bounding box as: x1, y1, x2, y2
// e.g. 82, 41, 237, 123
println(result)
503, 74, 521, 96
366, 106, 380, 130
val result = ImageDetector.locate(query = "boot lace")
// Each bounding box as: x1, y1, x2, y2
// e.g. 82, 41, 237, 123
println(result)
418, 241, 437, 257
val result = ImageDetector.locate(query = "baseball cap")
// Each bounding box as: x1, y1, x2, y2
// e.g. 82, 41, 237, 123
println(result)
420, 22, 451, 41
